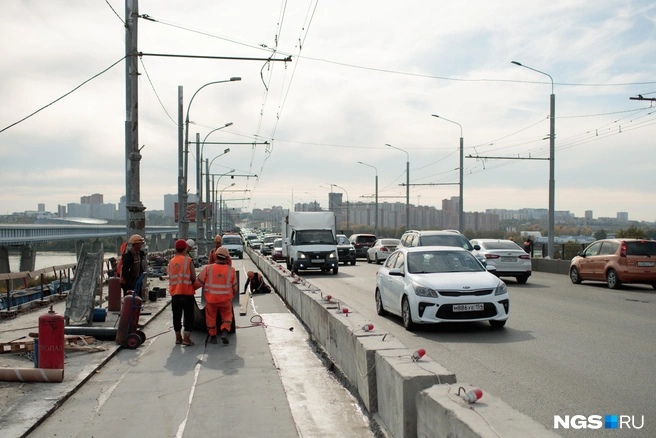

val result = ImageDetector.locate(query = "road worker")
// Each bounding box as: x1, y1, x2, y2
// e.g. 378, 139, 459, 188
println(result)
198, 247, 237, 344
208, 234, 232, 266
244, 271, 271, 294
168, 239, 199, 346
120, 234, 146, 296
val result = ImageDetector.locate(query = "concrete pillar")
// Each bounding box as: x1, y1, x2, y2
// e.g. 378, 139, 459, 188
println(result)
92, 240, 102, 252
75, 240, 85, 260
115, 237, 124, 256
0, 246, 9, 274
19, 245, 36, 272
165, 233, 173, 249
151, 234, 161, 252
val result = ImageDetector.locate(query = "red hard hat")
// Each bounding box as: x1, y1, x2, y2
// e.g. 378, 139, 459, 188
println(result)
175, 239, 187, 250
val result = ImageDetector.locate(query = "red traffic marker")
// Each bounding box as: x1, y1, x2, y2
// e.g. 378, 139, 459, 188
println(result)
458, 387, 483, 404
411, 348, 426, 361
362, 323, 374, 332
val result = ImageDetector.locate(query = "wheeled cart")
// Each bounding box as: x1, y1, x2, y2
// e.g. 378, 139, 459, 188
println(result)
115, 274, 147, 348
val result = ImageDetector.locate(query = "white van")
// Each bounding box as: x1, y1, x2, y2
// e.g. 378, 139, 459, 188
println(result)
221, 234, 244, 259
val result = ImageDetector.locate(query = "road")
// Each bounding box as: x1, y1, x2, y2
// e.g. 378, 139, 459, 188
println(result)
302, 260, 655, 437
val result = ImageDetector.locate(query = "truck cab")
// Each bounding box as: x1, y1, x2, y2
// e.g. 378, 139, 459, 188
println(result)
282, 212, 339, 275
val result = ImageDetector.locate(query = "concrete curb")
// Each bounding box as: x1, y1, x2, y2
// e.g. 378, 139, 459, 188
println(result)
249, 249, 559, 438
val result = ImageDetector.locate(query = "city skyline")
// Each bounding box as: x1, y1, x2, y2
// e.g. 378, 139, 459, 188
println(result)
1, 2, 654, 221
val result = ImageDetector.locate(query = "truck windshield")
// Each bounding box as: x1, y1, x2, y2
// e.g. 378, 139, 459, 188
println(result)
296, 230, 334, 245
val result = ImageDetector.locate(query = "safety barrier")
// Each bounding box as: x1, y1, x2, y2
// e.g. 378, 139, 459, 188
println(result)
249, 248, 558, 438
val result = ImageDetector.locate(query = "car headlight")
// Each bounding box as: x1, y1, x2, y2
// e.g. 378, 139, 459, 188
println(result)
494, 281, 507, 296
298, 252, 307, 260
349, 248, 355, 253
413, 282, 438, 298
328, 251, 337, 259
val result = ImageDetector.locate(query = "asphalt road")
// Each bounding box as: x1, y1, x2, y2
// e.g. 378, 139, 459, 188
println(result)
302, 260, 656, 438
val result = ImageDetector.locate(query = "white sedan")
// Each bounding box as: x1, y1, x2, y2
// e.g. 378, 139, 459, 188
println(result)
375, 246, 509, 331
366, 238, 401, 264
470, 239, 532, 284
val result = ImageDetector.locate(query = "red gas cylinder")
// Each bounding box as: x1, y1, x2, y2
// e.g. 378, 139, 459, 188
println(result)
115, 292, 143, 346
38, 306, 65, 370
108, 277, 122, 312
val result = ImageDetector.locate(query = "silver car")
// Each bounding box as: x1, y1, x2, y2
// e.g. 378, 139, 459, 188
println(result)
470, 239, 531, 284
375, 246, 509, 331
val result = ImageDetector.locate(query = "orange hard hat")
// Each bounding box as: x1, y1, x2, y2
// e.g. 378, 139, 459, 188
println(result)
247, 271, 254, 278
214, 235, 222, 244
215, 247, 230, 259
129, 234, 145, 244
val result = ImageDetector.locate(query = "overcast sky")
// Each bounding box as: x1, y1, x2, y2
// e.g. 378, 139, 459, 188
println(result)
1, 1, 655, 222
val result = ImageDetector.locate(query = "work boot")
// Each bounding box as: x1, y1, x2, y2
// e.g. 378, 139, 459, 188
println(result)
175, 332, 183, 345
182, 331, 195, 346
220, 329, 229, 345
209, 335, 218, 344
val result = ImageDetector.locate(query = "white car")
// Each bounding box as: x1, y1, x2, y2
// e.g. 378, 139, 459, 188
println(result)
375, 246, 509, 330
366, 238, 401, 264
470, 239, 531, 284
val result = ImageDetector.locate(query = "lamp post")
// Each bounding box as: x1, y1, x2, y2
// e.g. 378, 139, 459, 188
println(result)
211, 170, 235, 236
358, 161, 378, 235
512, 61, 555, 258
304, 192, 319, 211
385, 144, 410, 230
218, 183, 236, 234
431, 114, 464, 232
178, 77, 240, 239
204, 149, 230, 248
333, 184, 350, 232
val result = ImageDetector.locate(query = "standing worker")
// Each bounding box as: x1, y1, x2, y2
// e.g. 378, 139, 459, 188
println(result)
120, 234, 146, 296
168, 239, 199, 346
186, 239, 197, 266
208, 235, 232, 266
198, 247, 237, 344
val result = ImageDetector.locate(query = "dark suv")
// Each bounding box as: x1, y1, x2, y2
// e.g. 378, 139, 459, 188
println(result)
398, 230, 486, 266
349, 234, 377, 259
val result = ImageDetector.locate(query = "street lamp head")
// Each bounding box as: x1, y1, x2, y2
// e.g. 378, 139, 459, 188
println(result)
230, 77, 242, 82
511, 61, 522, 66
224, 148, 230, 153
224, 122, 233, 128
431, 114, 440, 118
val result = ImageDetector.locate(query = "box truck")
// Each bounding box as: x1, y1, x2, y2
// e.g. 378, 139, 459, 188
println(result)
282, 212, 339, 275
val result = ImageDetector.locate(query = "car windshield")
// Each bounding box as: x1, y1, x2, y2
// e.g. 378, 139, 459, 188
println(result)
273, 239, 282, 247
357, 236, 377, 244
336, 235, 349, 245
296, 230, 335, 245
222, 237, 241, 245
381, 239, 400, 246
626, 241, 656, 256
481, 241, 522, 250
420, 235, 473, 250
407, 250, 485, 274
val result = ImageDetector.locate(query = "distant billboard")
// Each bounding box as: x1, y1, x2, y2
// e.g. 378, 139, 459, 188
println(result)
173, 202, 212, 222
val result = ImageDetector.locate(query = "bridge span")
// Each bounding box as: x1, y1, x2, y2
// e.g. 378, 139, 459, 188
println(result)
0, 224, 179, 273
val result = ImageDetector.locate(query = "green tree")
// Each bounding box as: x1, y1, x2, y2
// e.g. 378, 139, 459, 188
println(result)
594, 229, 607, 240
616, 225, 647, 239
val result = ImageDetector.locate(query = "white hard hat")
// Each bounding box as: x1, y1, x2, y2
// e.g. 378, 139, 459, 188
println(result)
186, 239, 195, 248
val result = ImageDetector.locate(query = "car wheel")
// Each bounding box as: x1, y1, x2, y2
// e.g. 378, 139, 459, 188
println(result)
332, 267, 338, 275
606, 269, 621, 289
515, 276, 528, 284
375, 254, 381, 264
375, 288, 388, 316
569, 267, 582, 284
351, 259, 356, 266
489, 320, 507, 329
239, 254, 243, 260
401, 296, 416, 331
366, 254, 371, 264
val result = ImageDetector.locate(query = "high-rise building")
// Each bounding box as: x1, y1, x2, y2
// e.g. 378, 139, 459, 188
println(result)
585, 210, 593, 220
81, 194, 103, 204
37, 203, 45, 212
163, 194, 176, 218
617, 212, 628, 222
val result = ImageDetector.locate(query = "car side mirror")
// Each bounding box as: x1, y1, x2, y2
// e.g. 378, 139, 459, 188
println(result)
389, 268, 404, 277
486, 265, 497, 273
473, 244, 481, 250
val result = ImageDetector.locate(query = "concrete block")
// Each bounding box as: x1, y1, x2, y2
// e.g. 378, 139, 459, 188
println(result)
417, 384, 559, 438
376, 349, 456, 438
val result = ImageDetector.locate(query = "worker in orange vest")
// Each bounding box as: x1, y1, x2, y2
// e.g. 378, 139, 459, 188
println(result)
198, 247, 237, 344
168, 239, 199, 346
208, 235, 232, 266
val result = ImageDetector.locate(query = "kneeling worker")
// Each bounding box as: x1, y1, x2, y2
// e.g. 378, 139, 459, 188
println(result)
244, 271, 271, 294
198, 247, 237, 344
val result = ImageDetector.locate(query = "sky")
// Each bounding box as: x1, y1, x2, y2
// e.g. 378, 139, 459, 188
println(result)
1, 0, 655, 222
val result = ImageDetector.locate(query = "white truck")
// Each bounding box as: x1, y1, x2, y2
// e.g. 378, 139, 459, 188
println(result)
282, 211, 339, 275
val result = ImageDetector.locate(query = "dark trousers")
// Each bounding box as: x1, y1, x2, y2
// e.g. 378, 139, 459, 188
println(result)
171, 295, 196, 333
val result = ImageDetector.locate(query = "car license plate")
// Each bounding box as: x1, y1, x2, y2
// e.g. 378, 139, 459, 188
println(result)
311, 259, 325, 264
453, 303, 484, 312
637, 261, 655, 267
501, 256, 515, 262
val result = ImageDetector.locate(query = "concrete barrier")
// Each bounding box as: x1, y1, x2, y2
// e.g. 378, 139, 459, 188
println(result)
250, 249, 558, 437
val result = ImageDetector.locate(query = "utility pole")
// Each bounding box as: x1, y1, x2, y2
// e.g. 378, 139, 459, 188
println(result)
125, 0, 146, 241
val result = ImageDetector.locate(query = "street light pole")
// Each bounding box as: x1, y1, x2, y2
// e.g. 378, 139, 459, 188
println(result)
385, 144, 410, 230
512, 61, 555, 258
179, 77, 240, 239
357, 161, 378, 235
431, 114, 464, 233
219, 183, 236, 235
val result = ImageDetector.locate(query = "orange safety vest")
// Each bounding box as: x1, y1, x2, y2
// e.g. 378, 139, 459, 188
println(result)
200, 264, 235, 304
168, 254, 195, 296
